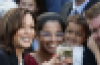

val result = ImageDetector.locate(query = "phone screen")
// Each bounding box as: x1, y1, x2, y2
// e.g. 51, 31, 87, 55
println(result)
56, 46, 73, 65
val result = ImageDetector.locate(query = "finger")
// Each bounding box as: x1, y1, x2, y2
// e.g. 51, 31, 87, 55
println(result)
48, 55, 57, 64
44, 61, 48, 63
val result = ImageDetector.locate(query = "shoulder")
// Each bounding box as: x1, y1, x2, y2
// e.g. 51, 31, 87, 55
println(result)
30, 52, 36, 57
24, 52, 38, 65
0, 48, 8, 57
83, 47, 97, 65
0, 48, 10, 65
24, 51, 37, 61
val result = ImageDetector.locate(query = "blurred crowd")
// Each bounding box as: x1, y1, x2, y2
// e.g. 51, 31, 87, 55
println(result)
0, 0, 100, 65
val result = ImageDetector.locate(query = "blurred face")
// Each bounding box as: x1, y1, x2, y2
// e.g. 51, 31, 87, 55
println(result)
75, 0, 85, 6
39, 20, 64, 53
13, 13, 35, 49
65, 22, 85, 46
19, 0, 36, 12
89, 14, 100, 47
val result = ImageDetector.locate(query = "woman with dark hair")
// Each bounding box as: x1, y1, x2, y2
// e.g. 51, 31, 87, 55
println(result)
65, 14, 90, 46
16, 0, 46, 51
24, 12, 65, 65
0, 8, 37, 65
60, 14, 91, 65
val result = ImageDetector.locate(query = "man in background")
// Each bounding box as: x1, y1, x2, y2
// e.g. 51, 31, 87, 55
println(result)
60, 0, 99, 22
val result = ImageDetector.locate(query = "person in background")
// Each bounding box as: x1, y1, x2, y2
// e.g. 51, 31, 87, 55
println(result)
60, 0, 100, 22
16, 0, 46, 15
0, 8, 37, 65
43, 0, 73, 13
85, 2, 100, 65
24, 12, 65, 65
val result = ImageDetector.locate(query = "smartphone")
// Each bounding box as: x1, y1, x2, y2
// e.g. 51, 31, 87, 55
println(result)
56, 46, 73, 65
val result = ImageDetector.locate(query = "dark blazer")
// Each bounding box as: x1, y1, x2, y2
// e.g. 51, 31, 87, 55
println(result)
83, 46, 97, 65
0, 48, 11, 65
0, 48, 30, 65
59, 0, 100, 22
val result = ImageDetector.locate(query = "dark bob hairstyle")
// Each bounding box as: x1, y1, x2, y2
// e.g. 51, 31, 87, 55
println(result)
37, 12, 65, 33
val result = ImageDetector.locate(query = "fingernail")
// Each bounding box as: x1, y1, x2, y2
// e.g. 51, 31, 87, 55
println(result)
52, 54, 56, 57
44, 61, 48, 63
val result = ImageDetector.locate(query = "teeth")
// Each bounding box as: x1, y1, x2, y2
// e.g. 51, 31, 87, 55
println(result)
22, 38, 30, 41
50, 45, 56, 47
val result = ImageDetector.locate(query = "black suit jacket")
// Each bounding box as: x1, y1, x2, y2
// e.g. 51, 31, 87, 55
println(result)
60, 0, 100, 22
83, 46, 97, 65
0, 48, 29, 65
0, 48, 11, 65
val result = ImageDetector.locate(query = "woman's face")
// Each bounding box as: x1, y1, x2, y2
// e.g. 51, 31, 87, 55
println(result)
39, 20, 64, 54
65, 22, 85, 46
19, 0, 36, 12
13, 13, 35, 49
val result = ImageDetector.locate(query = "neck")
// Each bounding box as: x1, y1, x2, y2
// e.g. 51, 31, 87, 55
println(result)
75, 0, 86, 6
15, 48, 24, 63
16, 48, 24, 56
38, 47, 53, 62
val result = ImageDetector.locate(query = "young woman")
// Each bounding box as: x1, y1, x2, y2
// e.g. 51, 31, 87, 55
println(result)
65, 15, 90, 46
24, 12, 65, 65
0, 8, 37, 65
63, 15, 91, 65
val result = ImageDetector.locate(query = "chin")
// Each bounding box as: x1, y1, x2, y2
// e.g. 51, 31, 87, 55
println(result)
22, 45, 31, 48
48, 50, 55, 54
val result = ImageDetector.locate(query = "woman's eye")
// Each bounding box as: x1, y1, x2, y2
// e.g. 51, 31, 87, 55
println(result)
40, 32, 51, 37
21, 26, 25, 28
29, 4, 34, 7
44, 33, 50, 36
30, 26, 35, 28
22, 2, 26, 6
76, 33, 82, 37
56, 32, 64, 37
66, 30, 73, 33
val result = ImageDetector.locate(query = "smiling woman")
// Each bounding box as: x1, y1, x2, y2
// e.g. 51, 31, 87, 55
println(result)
0, 8, 37, 65
24, 12, 65, 65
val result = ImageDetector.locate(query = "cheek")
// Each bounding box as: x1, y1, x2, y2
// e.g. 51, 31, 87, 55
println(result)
93, 33, 98, 40
31, 30, 35, 38
14, 30, 24, 43
65, 33, 70, 40
77, 37, 84, 44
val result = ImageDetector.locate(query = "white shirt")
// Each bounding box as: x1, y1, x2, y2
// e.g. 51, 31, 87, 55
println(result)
73, 46, 84, 65
0, 1, 18, 17
70, 0, 89, 15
